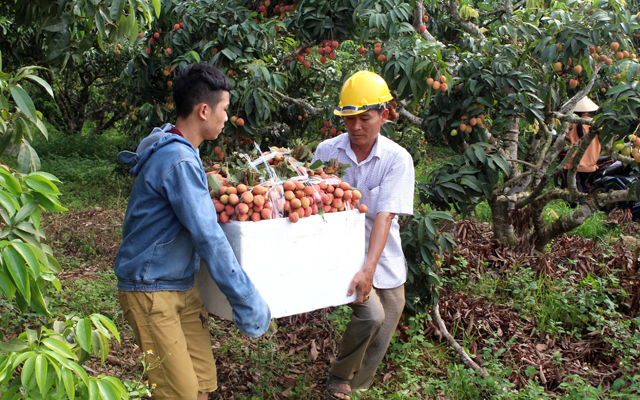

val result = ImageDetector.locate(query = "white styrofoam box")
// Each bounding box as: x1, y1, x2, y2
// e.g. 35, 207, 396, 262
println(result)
197, 209, 365, 319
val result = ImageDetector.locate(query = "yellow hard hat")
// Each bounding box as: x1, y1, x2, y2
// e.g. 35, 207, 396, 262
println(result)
334, 71, 393, 116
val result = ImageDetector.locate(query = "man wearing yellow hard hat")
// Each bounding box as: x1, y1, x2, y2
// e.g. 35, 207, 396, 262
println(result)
314, 71, 415, 399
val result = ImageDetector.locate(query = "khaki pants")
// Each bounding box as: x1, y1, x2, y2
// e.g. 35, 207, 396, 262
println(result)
119, 283, 217, 400
329, 285, 405, 389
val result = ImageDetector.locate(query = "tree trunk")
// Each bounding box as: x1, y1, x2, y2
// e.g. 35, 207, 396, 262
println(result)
490, 197, 519, 246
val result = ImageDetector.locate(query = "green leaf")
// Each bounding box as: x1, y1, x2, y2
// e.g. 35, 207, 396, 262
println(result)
207, 173, 222, 194
42, 338, 76, 360
29, 280, 49, 315
97, 379, 121, 400
0, 338, 28, 352
92, 314, 120, 343
28, 171, 60, 183
0, 131, 14, 156
76, 319, 93, 353
110, 0, 124, 20
26, 328, 37, 345
42, 18, 67, 33
473, 146, 487, 165
9, 85, 36, 122
33, 192, 67, 212
0, 269, 17, 300
22, 75, 54, 99
13, 202, 37, 224
187, 51, 201, 62
42, 350, 72, 369
0, 191, 18, 216
11, 350, 35, 369
62, 367, 76, 400
606, 84, 630, 96
4, 246, 29, 302
221, 48, 238, 60
89, 379, 100, 400
25, 175, 59, 195
15, 142, 41, 174
35, 119, 48, 139
16, 221, 45, 239
103, 376, 127, 397
10, 241, 40, 279
27, 243, 49, 271
152, 0, 161, 18
428, 211, 454, 221
47, 254, 61, 273
35, 354, 48, 394
525, 365, 538, 377
21, 354, 36, 387
129, 13, 139, 43
0, 168, 22, 195
493, 156, 510, 175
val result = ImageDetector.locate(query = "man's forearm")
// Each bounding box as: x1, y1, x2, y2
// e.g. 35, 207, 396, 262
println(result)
363, 212, 395, 273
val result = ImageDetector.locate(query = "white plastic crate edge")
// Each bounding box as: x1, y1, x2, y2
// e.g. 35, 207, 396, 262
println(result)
197, 210, 366, 319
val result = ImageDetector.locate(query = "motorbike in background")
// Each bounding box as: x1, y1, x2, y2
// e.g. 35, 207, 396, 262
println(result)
554, 154, 640, 221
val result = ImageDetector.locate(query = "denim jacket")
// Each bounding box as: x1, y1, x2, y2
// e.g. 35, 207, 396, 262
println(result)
115, 124, 271, 337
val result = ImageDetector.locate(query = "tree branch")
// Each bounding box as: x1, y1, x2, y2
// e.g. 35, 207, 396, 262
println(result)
602, 144, 636, 164
496, 171, 530, 193
273, 91, 324, 116
506, 158, 537, 169
481, 125, 508, 159
414, 0, 436, 42
526, 121, 571, 198
534, 121, 554, 172
552, 112, 593, 126
87, 110, 127, 137
505, 0, 514, 19
447, 0, 485, 39
516, 139, 577, 210
532, 188, 637, 250
432, 303, 489, 378
398, 107, 422, 126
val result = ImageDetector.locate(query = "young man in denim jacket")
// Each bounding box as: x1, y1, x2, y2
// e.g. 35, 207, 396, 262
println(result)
115, 63, 270, 400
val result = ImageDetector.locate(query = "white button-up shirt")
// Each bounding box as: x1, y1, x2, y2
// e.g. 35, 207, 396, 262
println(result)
314, 132, 415, 289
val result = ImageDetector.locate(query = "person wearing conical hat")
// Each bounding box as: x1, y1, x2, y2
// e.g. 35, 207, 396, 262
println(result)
564, 96, 600, 197
313, 71, 415, 399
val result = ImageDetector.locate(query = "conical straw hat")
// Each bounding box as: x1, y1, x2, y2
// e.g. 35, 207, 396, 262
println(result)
573, 97, 599, 113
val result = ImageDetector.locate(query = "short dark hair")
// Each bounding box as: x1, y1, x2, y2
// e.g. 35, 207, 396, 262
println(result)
173, 62, 232, 118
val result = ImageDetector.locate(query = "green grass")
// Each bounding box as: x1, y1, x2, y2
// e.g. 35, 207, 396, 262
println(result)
46, 271, 120, 320
32, 129, 134, 210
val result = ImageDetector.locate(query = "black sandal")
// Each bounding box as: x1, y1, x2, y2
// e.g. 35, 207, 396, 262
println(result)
326, 375, 352, 400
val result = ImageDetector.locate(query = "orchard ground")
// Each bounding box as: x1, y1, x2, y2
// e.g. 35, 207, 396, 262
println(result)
2, 130, 638, 399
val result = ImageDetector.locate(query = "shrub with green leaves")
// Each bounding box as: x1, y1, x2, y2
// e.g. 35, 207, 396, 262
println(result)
0, 57, 127, 399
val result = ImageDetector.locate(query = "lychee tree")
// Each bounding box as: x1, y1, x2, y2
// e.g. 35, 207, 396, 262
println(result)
118, 0, 640, 249
414, 0, 640, 252
1, 0, 158, 135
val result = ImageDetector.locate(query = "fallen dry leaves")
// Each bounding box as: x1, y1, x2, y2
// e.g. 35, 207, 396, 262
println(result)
430, 218, 640, 393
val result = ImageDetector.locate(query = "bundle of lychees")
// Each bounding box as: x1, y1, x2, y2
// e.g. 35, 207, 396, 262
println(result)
207, 146, 367, 223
